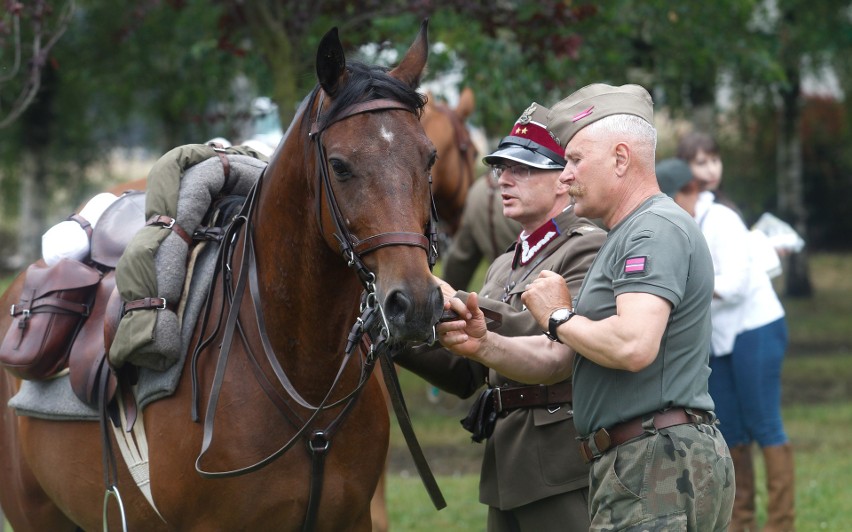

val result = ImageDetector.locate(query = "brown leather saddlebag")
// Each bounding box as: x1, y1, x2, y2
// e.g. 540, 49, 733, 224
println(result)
0, 258, 102, 380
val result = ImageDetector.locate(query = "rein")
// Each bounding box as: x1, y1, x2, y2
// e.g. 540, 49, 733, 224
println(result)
190, 94, 446, 531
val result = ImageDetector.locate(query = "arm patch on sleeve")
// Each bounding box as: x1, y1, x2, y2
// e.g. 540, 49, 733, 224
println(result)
624, 256, 647, 274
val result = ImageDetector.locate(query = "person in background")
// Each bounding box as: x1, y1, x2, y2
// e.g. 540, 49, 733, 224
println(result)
436, 84, 734, 530
674, 132, 796, 532
441, 173, 521, 290
397, 101, 606, 531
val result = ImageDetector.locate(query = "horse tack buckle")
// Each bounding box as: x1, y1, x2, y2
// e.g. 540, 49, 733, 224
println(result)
307, 431, 330, 454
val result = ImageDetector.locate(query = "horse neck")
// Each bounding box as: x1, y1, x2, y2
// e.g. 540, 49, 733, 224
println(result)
249, 142, 364, 379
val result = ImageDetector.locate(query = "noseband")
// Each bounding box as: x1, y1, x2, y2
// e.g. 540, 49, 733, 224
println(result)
309, 95, 440, 294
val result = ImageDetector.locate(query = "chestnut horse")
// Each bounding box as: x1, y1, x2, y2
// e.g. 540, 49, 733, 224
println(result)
0, 22, 443, 531
420, 88, 477, 243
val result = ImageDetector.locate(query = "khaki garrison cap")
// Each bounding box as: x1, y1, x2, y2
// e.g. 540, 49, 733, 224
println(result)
547, 83, 654, 145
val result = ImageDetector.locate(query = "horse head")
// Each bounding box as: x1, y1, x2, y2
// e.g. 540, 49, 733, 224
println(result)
260, 21, 443, 348
421, 87, 477, 237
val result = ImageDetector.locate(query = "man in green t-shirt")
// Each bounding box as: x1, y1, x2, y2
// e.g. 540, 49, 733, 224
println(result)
435, 84, 734, 530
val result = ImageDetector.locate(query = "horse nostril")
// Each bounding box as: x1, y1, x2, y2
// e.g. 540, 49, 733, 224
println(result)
384, 289, 413, 322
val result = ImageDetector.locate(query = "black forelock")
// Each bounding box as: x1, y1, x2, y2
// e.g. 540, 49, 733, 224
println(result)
304, 61, 426, 133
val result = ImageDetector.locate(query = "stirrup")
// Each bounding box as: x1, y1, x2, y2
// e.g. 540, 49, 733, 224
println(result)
103, 485, 128, 532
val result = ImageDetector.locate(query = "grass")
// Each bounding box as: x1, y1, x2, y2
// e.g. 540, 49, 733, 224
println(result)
4, 252, 852, 531
381, 252, 852, 531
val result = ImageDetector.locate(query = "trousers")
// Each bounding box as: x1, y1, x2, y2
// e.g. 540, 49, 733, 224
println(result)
709, 317, 788, 447
487, 488, 590, 532
588, 422, 734, 531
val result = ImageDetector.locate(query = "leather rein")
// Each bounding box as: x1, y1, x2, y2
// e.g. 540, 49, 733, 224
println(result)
190, 94, 445, 531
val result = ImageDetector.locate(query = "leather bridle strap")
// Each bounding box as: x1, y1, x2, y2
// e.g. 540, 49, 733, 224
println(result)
352, 231, 430, 256
309, 99, 413, 136
377, 346, 447, 510
195, 177, 371, 480
311, 95, 437, 290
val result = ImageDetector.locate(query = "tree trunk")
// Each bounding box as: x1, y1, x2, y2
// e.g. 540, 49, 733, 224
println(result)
241, 1, 304, 127
15, 65, 58, 268
16, 153, 45, 266
776, 65, 812, 298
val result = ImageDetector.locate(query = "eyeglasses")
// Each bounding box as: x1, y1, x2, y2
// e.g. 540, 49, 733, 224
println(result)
490, 164, 540, 182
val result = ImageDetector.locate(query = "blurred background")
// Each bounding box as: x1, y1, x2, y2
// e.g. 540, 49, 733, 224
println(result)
2, 1, 852, 530
2, 1, 851, 290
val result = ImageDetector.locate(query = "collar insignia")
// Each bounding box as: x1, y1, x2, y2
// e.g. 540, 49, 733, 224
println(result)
512, 219, 561, 268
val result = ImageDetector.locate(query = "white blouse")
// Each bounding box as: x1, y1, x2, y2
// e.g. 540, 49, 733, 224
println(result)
695, 192, 785, 356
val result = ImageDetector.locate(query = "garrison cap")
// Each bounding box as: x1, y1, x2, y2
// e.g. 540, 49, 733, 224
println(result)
548, 83, 654, 145
656, 158, 694, 198
482, 102, 566, 170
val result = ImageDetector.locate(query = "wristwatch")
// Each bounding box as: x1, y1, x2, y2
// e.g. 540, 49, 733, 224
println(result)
545, 308, 575, 343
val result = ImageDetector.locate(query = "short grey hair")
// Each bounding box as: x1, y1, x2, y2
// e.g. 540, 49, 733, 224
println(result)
583, 114, 657, 162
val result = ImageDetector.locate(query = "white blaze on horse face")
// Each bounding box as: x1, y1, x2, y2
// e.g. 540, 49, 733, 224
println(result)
380, 124, 395, 145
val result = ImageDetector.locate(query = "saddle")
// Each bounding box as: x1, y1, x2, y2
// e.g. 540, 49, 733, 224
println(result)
0, 191, 146, 405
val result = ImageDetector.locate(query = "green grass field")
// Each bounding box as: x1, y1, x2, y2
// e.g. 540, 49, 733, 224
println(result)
383, 252, 852, 531
4, 252, 852, 531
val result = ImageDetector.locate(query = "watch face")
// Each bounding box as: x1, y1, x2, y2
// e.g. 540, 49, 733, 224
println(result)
551, 308, 571, 321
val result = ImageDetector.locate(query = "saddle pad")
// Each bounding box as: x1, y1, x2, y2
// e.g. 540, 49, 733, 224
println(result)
8, 239, 219, 420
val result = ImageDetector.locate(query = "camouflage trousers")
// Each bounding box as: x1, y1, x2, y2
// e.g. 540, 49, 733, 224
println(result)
588, 422, 734, 531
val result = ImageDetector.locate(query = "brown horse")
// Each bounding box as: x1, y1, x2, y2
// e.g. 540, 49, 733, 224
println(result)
421, 88, 477, 241
0, 21, 443, 531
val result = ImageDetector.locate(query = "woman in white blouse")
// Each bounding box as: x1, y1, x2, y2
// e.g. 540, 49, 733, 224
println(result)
666, 135, 796, 532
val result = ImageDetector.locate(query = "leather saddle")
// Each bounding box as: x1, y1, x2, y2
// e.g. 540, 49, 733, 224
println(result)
68, 190, 146, 406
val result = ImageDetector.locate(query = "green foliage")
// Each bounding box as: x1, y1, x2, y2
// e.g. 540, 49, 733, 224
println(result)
2, 0, 852, 256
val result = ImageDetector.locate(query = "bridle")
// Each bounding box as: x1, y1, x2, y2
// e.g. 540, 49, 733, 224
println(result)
190, 91, 446, 530
310, 92, 440, 294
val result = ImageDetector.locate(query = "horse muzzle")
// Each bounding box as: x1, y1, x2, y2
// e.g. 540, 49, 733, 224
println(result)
381, 283, 443, 344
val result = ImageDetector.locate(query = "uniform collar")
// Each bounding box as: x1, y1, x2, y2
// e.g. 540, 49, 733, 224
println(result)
512, 218, 561, 268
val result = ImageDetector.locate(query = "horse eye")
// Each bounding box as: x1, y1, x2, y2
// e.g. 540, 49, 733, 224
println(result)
428, 152, 438, 171
329, 159, 352, 180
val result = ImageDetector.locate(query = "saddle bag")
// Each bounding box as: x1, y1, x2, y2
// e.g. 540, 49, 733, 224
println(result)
0, 258, 102, 380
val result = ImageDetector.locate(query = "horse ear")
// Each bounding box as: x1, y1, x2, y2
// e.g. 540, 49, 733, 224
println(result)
317, 27, 346, 97
389, 19, 429, 89
456, 87, 475, 120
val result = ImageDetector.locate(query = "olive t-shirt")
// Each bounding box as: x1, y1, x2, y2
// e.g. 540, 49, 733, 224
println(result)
572, 194, 716, 436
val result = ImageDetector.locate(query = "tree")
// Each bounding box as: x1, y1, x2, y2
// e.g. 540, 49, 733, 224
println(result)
0, 0, 75, 128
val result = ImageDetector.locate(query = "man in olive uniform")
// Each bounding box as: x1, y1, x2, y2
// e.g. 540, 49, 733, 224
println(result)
437, 84, 735, 530
396, 102, 606, 531
441, 173, 521, 290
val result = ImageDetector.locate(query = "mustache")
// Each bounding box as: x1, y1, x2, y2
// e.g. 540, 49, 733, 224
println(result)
568, 184, 586, 197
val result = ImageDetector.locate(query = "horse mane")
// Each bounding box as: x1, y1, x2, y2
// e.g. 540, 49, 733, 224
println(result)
302, 61, 427, 134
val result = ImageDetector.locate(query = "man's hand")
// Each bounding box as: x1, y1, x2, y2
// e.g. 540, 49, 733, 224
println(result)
435, 292, 488, 358
521, 270, 574, 330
